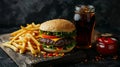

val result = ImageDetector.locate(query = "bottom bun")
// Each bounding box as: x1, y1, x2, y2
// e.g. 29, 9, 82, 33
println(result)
42, 45, 75, 53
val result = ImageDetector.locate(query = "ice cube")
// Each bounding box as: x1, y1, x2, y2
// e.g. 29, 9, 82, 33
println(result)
75, 6, 81, 11
74, 14, 81, 21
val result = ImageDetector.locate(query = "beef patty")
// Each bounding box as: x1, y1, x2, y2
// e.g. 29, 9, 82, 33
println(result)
39, 37, 74, 47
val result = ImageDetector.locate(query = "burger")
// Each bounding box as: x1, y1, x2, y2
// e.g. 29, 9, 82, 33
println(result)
39, 19, 76, 53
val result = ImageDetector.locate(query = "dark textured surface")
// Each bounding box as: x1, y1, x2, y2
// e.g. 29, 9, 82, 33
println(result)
0, 48, 18, 67
0, 0, 120, 67
0, 34, 120, 67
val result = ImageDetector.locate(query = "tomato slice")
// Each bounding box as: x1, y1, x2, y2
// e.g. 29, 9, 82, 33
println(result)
42, 34, 58, 39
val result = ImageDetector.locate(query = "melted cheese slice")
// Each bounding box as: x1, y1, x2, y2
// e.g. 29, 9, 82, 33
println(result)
51, 38, 61, 42
40, 34, 61, 42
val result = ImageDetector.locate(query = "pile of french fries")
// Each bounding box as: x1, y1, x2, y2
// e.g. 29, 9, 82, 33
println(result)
3, 23, 41, 56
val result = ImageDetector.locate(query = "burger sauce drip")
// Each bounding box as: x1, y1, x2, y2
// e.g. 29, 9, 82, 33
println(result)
74, 5, 95, 49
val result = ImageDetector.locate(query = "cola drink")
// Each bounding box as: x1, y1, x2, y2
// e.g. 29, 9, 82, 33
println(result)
74, 5, 95, 49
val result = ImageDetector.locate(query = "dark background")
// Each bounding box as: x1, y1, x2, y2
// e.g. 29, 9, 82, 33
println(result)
0, 0, 120, 35
0, 0, 120, 67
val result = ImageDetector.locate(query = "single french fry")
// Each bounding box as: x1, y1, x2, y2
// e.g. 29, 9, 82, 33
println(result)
20, 26, 25, 29
26, 24, 30, 26
20, 42, 26, 54
13, 40, 23, 43
31, 22, 35, 27
9, 30, 26, 44
3, 42, 18, 52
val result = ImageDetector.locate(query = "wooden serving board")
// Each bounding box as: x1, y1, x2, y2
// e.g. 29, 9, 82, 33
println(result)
0, 34, 86, 67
